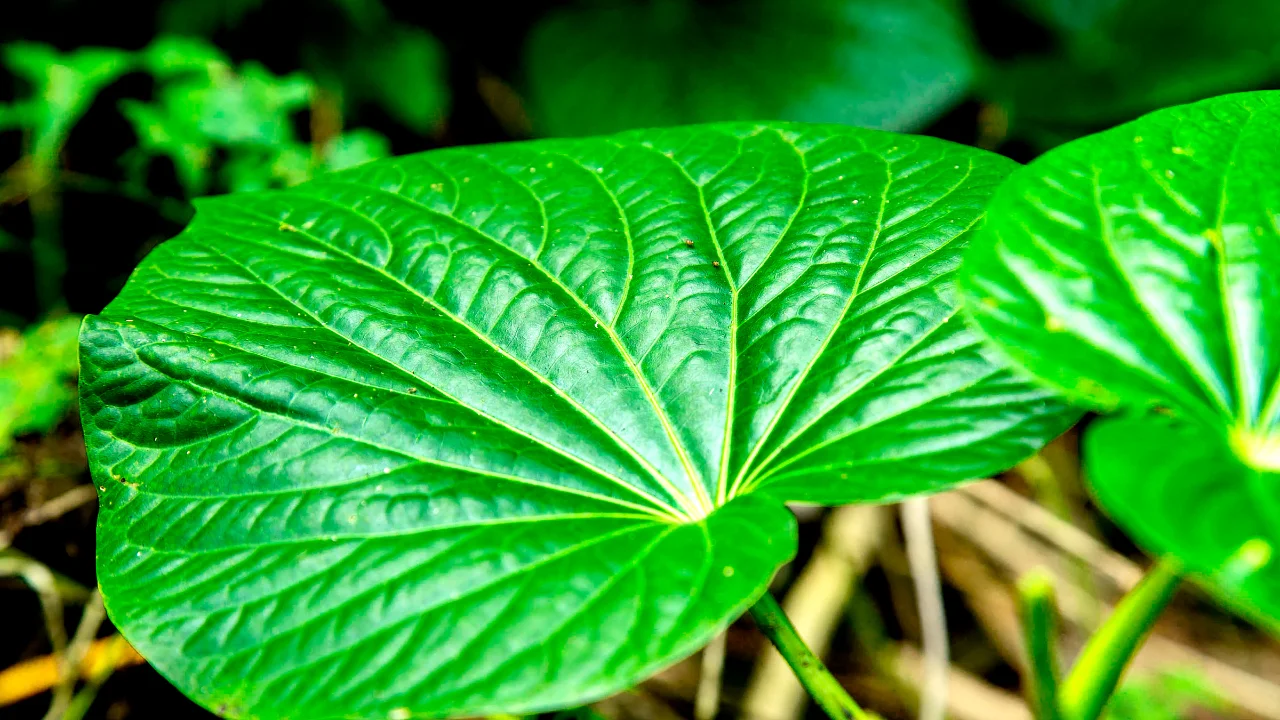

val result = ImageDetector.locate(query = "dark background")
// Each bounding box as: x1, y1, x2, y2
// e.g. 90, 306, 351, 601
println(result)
3, 1, 1278, 718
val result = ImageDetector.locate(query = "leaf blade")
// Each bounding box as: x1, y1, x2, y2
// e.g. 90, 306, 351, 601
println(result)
85, 122, 1070, 718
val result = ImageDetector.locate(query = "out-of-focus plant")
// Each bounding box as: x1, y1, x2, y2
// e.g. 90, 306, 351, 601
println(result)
0, 45, 132, 310
1104, 668, 1223, 720
524, 0, 976, 137
123, 36, 391, 195
0, 315, 82, 454
158, 0, 449, 135
0, 31, 411, 317
989, 0, 1280, 148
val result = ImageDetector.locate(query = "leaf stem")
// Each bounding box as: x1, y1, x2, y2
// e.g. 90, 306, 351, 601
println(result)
1016, 570, 1062, 720
1058, 556, 1182, 720
749, 591, 878, 720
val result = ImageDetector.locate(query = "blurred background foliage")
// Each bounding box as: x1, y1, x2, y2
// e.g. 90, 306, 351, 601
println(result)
3, 1, 1280, 719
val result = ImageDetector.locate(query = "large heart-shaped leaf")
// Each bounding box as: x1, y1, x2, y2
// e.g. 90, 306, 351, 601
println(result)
524, 0, 974, 138
960, 91, 1280, 624
82, 123, 1072, 719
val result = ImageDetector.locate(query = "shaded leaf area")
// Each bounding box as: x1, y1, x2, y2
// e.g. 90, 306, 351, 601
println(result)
992, 0, 1280, 146
525, 0, 974, 138
1086, 416, 1280, 632
961, 91, 1280, 625
81, 123, 1072, 718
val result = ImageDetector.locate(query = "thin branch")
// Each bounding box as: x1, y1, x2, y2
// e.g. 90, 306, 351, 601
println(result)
900, 497, 947, 720
694, 632, 727, 720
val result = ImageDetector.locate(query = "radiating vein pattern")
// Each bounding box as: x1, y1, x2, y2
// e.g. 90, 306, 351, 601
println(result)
83, 122, 1072, 720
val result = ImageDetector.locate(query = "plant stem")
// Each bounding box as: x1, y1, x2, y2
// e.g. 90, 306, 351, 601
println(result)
1017, 570, 1063, 720
28, 183, 64, 313
749, 591, 877, 720
900, 497, 947, 720
694, 631, 727, 720
1058, 556, 1182, 720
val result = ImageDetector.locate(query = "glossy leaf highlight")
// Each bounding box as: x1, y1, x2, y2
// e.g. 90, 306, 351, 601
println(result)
83, 123, 1071, 719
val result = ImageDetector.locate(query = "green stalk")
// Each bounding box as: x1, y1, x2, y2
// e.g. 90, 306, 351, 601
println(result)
749, 591, 878, 720
1058, 556, 1182, 720
1017, 570, 1063, 720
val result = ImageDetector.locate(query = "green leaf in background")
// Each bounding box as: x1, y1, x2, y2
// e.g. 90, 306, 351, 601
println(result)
82, 123, 1072, 718
1013, 0, 1122, 34
524, 0, 975, 138
960, 91, 1280, 625
992, 0, 1280, 146
0, 43, 132, 173
160, 0, 450, 133
141, 45, 312, 148
339, 25, 448, 133
1103, 666, 1224, 720
124, 36, 389, 195
0, 316, 82, 452
158, 0, 264, 34
321, 128, 391, 171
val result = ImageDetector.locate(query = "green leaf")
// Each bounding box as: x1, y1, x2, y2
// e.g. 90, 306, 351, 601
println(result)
1103, 666, 1225, 720
131, 36, 311, 150
121, 99, 215, 195
1086, 416, 1280, 631
1, 43, 132, 168
137, 34, 232, 79
0, 316, 82, 451
525, 0, 975, 138
960, 91, 1280, 623
343, 26, 448, 133
321, 128, 391, 171
125, 37, 322, 195
1013, 0, 1123, 33
991, 0, 1280, 144
82, 123, 1072, 719
158, 0, 264, 34
0, 227, 18, 251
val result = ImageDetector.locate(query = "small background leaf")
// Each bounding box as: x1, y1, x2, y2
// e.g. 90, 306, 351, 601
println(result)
0, 315, 82, 453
